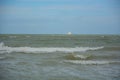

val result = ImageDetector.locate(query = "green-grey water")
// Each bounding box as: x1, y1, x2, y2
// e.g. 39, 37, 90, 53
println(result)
0, 34, 120, 80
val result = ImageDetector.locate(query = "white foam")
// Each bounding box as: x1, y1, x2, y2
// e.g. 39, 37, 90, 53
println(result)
74, 55, 88, 59
26, 36, 31, 38
0, 42, 104, 53
64, 60, 120, 65
9, 36, 17, 38
0, 42, 4, 48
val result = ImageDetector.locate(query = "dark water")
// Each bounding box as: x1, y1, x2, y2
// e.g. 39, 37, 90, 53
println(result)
0, 34, 120, 80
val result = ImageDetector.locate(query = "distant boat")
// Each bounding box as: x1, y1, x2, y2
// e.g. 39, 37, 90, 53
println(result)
67, 32, 72, 35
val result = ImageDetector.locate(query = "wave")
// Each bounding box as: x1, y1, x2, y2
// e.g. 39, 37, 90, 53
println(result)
0, 57, 6, 60
26, 36, 31, 38
103, 47, 120, 51
0, 42, 104, 54
65, 54, 92, 60
9, 36, 17, 38
64, 60, 120, 65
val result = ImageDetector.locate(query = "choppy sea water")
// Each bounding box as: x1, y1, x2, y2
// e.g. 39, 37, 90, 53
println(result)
0, 34, 120, 80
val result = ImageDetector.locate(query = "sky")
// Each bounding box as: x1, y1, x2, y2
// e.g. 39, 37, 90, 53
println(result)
0, 0, 120, 34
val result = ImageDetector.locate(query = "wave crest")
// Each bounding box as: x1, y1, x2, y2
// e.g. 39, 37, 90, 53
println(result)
65, 54, 92, 60
64, 60, 120, 65
0, 42, 104, 53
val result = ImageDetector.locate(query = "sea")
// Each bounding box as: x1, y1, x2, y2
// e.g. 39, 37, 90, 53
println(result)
0, 34, 120, 80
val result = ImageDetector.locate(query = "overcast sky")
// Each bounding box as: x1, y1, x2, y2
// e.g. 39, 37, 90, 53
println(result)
0, 0, 120, 34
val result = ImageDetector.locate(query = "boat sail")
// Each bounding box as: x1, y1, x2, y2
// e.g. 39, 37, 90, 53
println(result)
67, 32, 72, 35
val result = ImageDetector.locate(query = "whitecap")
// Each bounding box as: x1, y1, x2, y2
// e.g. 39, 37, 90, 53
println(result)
65, 54, 91, 60
26, 36, 31, 38
74, 54, 89, 59
9, 36, 17, 38
64, 60, 120, 65
0, 42, 4, 48
0, 42, 104, 54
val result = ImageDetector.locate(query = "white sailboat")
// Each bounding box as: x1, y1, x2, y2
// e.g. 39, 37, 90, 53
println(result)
67, 32, 72, 35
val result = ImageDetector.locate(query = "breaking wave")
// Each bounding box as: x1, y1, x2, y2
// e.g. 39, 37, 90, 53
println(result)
64, 60, 120, 65
65, 54, 92, 60
0, 42, 104, 54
